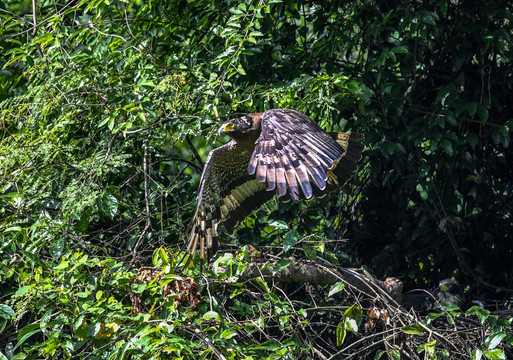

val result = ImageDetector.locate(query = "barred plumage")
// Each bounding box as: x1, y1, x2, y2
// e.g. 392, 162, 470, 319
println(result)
183, 109, 365, 266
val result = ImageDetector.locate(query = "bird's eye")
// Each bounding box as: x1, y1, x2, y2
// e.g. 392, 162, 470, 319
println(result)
225, 122, 235, 130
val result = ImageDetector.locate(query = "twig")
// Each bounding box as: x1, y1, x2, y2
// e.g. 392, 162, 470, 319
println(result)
328, 328, 397, 360
191, 327, 228, 360
124, 115, 202, 135
3, 0, 78, 38
31, 0, 37, 37
186, 135, 204, 168
132, 136, 152, 261
119, 157, 200, 189
102, 133, 118, 165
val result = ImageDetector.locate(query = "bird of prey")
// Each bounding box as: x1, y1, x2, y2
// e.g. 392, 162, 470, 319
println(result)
434, 279, 464, 308
183, 109, 365, 266
402, 279, 464, 312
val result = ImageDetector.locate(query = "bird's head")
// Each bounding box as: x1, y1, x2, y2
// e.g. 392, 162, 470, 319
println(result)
218, 114, 262, 143
438, 279, 461, 295
436, 279, 463, 307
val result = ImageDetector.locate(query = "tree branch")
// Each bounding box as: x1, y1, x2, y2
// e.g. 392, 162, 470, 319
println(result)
237, 261, 403, 304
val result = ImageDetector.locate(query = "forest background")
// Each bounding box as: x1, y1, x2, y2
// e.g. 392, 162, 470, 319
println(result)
0, 0, 512, 359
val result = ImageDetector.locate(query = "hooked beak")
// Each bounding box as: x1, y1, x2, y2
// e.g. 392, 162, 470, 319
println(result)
218, 122, 233, 136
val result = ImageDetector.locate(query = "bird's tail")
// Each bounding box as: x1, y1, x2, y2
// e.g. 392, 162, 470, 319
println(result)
327, 132, 365, 185
176, 207, 219, 271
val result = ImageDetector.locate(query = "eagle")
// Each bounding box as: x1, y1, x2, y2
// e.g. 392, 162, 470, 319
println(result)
183, 109, 365, 266
402, 279, 465, 312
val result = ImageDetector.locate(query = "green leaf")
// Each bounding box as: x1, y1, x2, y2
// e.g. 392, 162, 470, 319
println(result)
345, 318, 358, 332
439, 0, 448, 16
477, 104, 489, 122
388, 349, 401, 360
74, 320, 88, 340
15, 285, 34, 297
152, 248, 162, 267
302, 243, 317, 261
356, 85, 374, 102
386, 142, 397, 155
53, 260, 70, 271
468, 133, 479, 149
75, 207, 93, 232
420, 11, 439, 26
445, 114, 458, 126
138, 79, 155, 88
472, 349, 483, 360
344, 305, 362, 326
491, 128, 501, 144
467, 306, 490, 324
279, 315, 290, 328
402, 324, 424, 335
260, 340, 281, 351
159, 248, 169, 266
467, 102, 478, 117
236, 65, 246, 75
437, 302, 460, 311
0, 305, 15, 320
374, 350, 385, 359
426, 312, 443, 323
390, 46, 408, 54
230, 288, 245, 299
101, 194, 118, 218
2, 226, 21, 235
49, 239, 65, 259
484, 349, 505, 360
221, 329, 237, 339
273, 259, 291, 273
485, 333, 507, 350
86, 322, 101, 337
328, 282, 345, 297
417, 340, 436, 356
395, 143, 406, 153
203, 311, 221, 321
440, 139, 453, 155
14, 323, 40, 350
254, 277, 270, 293
269, 220, 288, 230
283, 231, 299, 252
336, 321, 346, 346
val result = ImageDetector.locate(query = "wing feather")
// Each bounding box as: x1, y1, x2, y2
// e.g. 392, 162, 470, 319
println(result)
250, 109, 364, 201
265, 152, 276, 191
286, 138, 326, 190
184, 142, 273, 265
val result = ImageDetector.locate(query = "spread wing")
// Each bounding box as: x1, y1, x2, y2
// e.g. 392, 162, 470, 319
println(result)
248, 109, 365, 202
184, 142, 274, 264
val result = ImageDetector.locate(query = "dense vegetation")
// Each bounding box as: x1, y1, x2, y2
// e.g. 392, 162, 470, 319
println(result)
1, 0, 512, 358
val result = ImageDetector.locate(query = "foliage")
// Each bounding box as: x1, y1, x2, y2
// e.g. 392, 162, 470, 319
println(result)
1, 0, 512, 358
